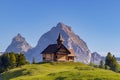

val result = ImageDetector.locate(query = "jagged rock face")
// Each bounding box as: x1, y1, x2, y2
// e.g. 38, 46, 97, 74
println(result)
5, 34, 32, 53
27, 23, 91, 64
91, 52, 102, 65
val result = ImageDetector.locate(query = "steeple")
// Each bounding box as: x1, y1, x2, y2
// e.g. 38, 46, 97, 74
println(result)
57, 33, 63, 45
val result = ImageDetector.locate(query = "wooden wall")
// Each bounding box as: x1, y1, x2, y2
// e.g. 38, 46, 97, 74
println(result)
43, 53, 54, 61
42, 52, 74, 62
68, 56, 74, 62
57, 54, 68, 61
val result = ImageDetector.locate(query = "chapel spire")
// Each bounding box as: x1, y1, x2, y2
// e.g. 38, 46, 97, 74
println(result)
57, 33, 63, 45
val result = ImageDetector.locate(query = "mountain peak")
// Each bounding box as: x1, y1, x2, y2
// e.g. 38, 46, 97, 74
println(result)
28, 23, 91, 63
13, 33, 25, 42
56, 22, 72, 33
17, 33, 22, 37
57, 22, 65, 27
91, 52, 102, 65
5, 34, 32, 53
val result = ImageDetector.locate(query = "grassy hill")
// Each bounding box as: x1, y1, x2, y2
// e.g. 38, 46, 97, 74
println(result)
2, 62, 120, 80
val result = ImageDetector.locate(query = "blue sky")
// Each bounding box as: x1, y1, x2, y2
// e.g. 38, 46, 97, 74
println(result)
0, 0, 120, 56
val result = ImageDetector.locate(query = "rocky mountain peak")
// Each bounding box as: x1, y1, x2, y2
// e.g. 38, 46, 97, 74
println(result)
91, 52, 102, 65
56, 22, 72, 33
13, 33, 25, 42
5, 33, 32, 53
57, 22, 65, 27
27, 23, 91, 64
92, 52, 101, 57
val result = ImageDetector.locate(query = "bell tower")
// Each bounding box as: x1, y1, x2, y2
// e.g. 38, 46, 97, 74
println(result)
57, 33, 63, 45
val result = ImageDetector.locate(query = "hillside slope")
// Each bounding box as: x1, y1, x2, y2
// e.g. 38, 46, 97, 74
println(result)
2, 62, 120, 80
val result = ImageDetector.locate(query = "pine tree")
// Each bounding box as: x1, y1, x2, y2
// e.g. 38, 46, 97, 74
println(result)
9, 52, 16, 68
105, 52, 119, 72
0, 52, 27, 73
17, 53, 26, 66
1, 53, 10, 70
32, 57, 36, 64
99, 60, 104, 68
111, 55, 119, 72
0, 56, 2, 66
105, 52, 112, 67
15, 54, 19, 67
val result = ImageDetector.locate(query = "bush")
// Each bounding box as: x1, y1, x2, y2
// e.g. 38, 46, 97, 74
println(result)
105, 65, 110, 70
89, 63, 98, 68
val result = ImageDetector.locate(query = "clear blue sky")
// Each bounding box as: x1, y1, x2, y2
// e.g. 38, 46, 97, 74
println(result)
0, 0, 120, 56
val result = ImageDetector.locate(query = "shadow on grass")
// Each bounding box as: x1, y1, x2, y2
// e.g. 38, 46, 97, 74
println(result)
36, 62, 62, 65
36, 62, 51, 64
2, 69, 30, 80
55, 76, 67, 80
74, 66, 94, 70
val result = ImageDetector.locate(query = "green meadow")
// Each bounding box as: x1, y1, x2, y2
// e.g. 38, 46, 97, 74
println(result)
2, 62, 120, 80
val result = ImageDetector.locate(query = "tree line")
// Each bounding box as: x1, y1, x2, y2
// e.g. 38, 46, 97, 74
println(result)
0, 52, 28, 73
99, 52, 119, 72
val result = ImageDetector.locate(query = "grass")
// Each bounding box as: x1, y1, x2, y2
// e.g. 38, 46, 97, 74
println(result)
2, 62, 120, 80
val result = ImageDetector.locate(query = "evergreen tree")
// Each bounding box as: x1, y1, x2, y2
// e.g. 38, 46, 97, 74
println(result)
0, 56, 2, 66
1, 53, 10, 70
9, 52, 16, 68
0, 52, 27, 73
105, 52, 119, 72
15, 54, 19, 67
99, 60, 104, 68
17, 53, 26, 66
111, 55, 119, 72
32, 57, 36, 64
105, 52, 112, 67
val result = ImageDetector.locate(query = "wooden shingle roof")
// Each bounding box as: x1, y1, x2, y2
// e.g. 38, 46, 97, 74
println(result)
41, 44, 58, 54
41, 44, 70, 54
